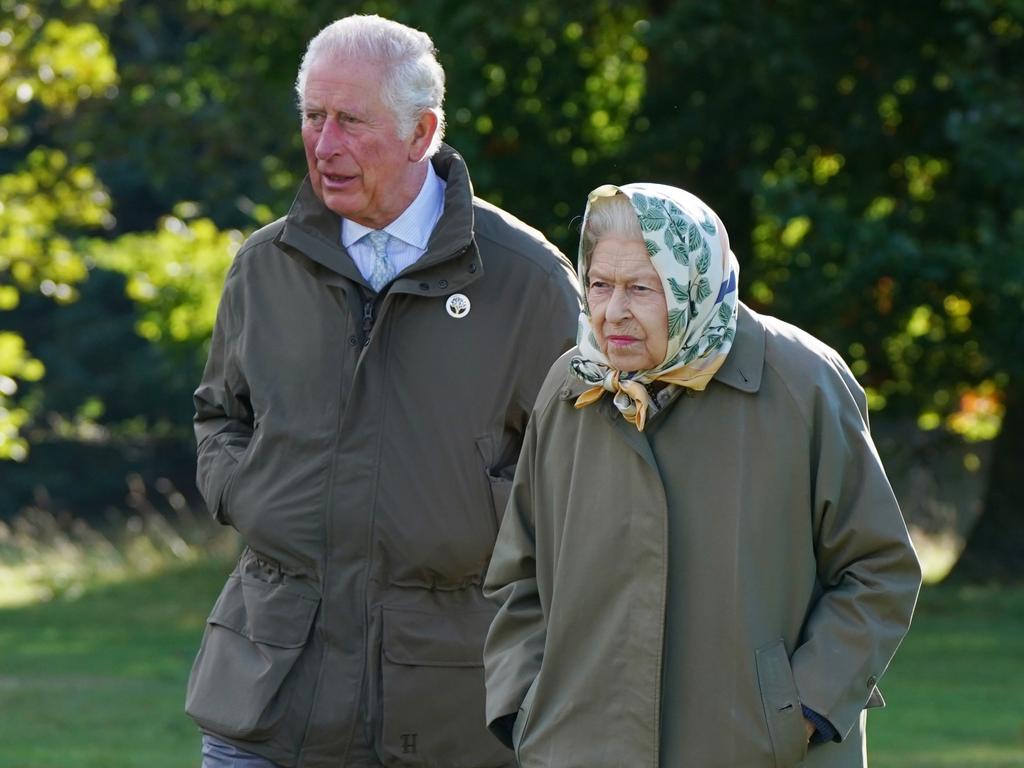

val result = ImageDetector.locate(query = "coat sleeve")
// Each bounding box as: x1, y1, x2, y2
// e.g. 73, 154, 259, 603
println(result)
482, 414, 546, 749
193, 258, 254, 526
790, 357, 922, 741
499, 257, 580, 480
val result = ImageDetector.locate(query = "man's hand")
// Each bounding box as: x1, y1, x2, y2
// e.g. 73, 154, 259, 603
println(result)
804, 718, 816, 743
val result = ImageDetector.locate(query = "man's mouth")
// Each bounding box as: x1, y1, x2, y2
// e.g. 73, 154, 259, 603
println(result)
321, 172, 356, 187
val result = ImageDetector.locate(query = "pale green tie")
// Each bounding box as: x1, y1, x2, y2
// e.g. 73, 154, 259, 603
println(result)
367, 230, 394, 292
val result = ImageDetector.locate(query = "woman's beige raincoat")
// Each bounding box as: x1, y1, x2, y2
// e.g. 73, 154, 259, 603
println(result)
483, 303, 921, 768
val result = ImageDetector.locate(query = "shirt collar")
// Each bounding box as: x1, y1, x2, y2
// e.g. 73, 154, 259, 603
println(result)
341, 161, 446, 249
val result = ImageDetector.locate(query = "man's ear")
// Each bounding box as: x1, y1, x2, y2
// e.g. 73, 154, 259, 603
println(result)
407, 110, 439, 162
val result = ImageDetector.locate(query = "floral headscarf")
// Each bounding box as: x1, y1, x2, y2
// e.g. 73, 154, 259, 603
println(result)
570, 183, 740, 430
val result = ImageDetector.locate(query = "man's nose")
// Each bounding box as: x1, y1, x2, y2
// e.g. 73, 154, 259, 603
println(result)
316, 119, 344, 160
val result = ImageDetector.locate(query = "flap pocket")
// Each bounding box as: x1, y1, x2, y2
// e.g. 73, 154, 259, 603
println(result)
755, 639, 808, 768
377, 607, 511, 768
383, 606, 490, 668
210, 572, 319, 648
186, 571, 321, 740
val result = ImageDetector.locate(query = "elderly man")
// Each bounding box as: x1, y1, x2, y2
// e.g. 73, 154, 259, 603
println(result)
185, 15, 579, 768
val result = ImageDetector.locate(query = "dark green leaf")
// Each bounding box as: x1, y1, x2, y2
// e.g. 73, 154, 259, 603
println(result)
667, 308, 685, 338
672, 242, 689, 265
699, 210, 717, 235
696, 241, 711, 274
687, 223, 701, 251
694, 277, 711, 304
668, 277, 689, 304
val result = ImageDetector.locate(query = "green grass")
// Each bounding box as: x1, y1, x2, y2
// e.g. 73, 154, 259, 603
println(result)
870, 583, 1024, 767
1, 559, 1022, 767
0, 558, 232, 768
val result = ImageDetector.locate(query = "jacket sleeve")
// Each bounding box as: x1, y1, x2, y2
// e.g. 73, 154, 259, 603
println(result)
790, 358, 922, 742
500, 257, 580, 479
482, 416, 546, 749
193, 259, 254, 526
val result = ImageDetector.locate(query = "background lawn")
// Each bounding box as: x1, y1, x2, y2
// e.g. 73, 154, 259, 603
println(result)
0, 559, 230, 768
1, 560, 1022, 767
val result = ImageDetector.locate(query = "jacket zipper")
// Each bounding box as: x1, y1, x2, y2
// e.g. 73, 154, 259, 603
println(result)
361, 296, 375, 346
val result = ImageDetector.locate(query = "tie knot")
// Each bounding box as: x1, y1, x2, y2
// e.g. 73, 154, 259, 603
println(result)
367, 230, 389, 255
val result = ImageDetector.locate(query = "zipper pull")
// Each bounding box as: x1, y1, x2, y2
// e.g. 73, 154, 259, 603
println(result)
362, 298, 375, 345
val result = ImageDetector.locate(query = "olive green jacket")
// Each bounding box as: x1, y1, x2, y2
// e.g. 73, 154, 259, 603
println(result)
185, 145, 580, 768
483, 304, 921, 768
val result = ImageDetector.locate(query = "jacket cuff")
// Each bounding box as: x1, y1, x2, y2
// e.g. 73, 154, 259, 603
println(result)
801, 704, 839, 744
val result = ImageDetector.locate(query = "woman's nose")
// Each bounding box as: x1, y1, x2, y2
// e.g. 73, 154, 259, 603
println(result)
606, 287, 631, 321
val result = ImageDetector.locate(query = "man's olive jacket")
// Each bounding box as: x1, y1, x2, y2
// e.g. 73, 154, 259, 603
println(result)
185, 144, 580, 768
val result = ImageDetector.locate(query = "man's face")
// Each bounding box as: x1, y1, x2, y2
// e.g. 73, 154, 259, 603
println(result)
300, 55, 434, 229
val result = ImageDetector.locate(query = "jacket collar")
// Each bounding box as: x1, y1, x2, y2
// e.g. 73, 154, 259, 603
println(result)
558, 302, 765, 401
274, 144, 483, 295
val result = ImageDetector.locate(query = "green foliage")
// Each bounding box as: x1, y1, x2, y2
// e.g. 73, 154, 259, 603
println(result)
89, 210, 241, 350
0, 0, 121, 461
1, 0, 1022, 548
627, 0, 1024, 431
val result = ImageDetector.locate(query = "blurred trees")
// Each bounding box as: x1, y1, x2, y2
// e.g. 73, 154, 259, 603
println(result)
1, 0, 1021, 576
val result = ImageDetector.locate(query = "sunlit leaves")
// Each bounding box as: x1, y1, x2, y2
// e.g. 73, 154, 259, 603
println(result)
0, 332, 45, 461
89, 215, 242, 346
0, 9, 120, 139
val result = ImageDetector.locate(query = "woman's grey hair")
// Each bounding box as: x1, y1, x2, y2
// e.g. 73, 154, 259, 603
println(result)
581, 192, 644, 265
295, 15, 446, 157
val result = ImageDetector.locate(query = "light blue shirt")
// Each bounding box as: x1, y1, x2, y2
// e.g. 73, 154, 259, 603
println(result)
341, 162, 446, 283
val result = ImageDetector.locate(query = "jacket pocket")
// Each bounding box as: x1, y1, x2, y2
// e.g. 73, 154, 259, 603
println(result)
755, 639, 809, 768
197, 431, 252, 525
475, 435, 513, 532
377, 606, 513, 768
185, 560, 320, 740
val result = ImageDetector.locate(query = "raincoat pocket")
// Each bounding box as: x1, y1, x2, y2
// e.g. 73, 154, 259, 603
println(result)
756, 638, 810, 768
377, 606, 512, 768
185, 565, 320, 740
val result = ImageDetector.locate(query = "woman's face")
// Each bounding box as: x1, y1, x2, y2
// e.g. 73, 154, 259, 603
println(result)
586, 236, 669, 372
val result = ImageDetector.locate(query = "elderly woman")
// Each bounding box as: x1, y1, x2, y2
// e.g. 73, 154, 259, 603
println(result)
482, 183, 921, 768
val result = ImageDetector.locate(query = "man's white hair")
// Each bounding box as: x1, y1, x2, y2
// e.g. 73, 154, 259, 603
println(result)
295, 15, 446, 157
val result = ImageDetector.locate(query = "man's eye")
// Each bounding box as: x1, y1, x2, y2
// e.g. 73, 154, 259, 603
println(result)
305, 112, 325, 125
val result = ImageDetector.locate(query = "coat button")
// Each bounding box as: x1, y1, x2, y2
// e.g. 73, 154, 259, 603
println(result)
439, 279, 449, 288
867, 675, 878, 688
348, 335, 358, 346
468, 263, 477, 273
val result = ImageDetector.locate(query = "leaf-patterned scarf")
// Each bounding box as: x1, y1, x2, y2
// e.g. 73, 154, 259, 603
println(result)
570, 183, 740, 430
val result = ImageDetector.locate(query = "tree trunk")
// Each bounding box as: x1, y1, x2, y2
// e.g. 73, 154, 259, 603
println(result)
947, 389, 1024, 583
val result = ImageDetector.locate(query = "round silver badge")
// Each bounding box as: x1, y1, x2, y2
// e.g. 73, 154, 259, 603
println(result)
445, 293, 471, 319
